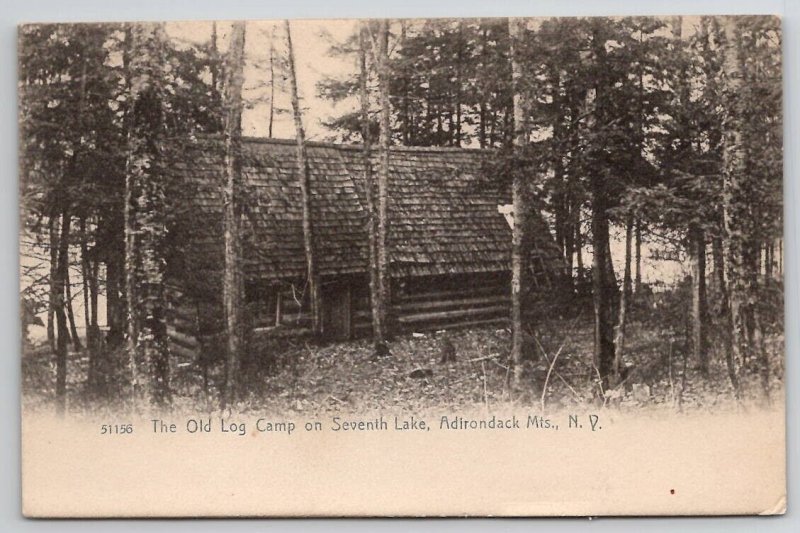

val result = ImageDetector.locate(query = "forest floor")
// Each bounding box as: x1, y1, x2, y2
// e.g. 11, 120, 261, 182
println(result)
21, 314, 784, 416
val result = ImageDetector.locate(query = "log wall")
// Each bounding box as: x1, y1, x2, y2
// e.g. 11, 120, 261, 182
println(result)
170, 271, 512, 350
391, 272, 510, 332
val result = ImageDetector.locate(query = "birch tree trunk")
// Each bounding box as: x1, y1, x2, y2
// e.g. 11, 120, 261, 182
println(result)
125, 22, 171, 409
720, 17, 746, 399
575, 213, 584, 275
374, 19, 392, 349
83, 216, 101, 391
508, 17, 529, 389
268, 28, 275, 139
81, 217, 99, 390
210, 22, 219, 95
221, 21, 247, 410
564, 194, 576, 287
65, 265, 82, 351
634, 220, 642, 293
359, 24, 386, 349
672, 16, 711, 379
613, 212, 634, 380
286, 20, 323, 337
54, 209, 71, 414
108, 24, 133, 350
454, 21, 464, 147
478, 27, 488, 149
80, 217, 91, 344
720, 16, 771, 401
551, 68, 568, 262
123, 23, 139, 353
67, 40, 91, 355
689, 225, 710, 376
714, 231, 740, 398
89, 256, 99, 332
47, 214, 58, 353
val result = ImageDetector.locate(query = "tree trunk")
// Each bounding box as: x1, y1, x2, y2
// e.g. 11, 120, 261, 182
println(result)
360, 24, 386, 349
88, 250, 101, 390
553, 198, 566, 261
221, 21, 247, 410
673, 15, 710, 377
54, 208, 72, 414
502, 100, 513, 148
65, 264, 82, 351
90, 255, 99, 331
588, 25, 617, 390
592, 192, 616, 389
106, 216, 125, 348
47, 214, 58, 353
763, 241, 772, 286
210, 21, 221, 122
454, 21, 464, 147
575, 211, 584, 275
54, 294, 69, 415
478, 27, 488, 149
123, 23, 139, 353
268, 27, 275, 139
689, 225, 710, 376
80, 217, 91, 343
489, 108, 497, 148
68, 42, 88, 355
721, 17, 747, 400
751, 306, 770, 403
613, 212, 634, 382
564, 191, 576, 288
286, 20, 323, 337
447, 104, 456, 147
634, 219, 642, 293
712, 234, 725, 292
375, 20, 392, 344
81, 217, 101, 390
125, 22, 172, 409
605, 228, 618, 318
508, 18, 531, 389
551, 68, 568, 261
714, 236, 740, 398
741, 237, 769, 400
211, 22, 219, 89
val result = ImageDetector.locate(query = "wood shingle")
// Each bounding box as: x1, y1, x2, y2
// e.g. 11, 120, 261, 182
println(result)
170, 136, 563, 285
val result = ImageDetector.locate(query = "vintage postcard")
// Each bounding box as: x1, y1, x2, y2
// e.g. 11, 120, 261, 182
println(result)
19, 15, 785, 517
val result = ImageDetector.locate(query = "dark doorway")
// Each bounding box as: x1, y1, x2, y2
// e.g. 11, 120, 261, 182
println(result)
322, 282, 352, 341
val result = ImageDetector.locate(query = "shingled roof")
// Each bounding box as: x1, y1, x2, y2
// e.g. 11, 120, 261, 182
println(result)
337, 146, 512, 277
170, 136, 561, 284
171, 137, 368, 285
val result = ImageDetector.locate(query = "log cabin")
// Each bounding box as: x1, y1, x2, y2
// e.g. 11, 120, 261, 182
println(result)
164, 136, 566, 359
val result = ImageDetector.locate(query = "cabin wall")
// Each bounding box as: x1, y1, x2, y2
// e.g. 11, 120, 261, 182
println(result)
344, 271, 512, 336
166, 271, 512, 354
391, 272, 510, 332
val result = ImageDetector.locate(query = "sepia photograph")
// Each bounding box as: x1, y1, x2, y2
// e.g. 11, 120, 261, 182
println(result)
18, 13, 786, 517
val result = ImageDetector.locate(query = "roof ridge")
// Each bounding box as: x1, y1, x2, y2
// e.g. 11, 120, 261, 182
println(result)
332, 142, 490, 154
189, 133, 491, 154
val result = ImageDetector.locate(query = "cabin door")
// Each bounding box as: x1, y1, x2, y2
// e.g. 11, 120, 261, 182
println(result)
323, 283, 352, 341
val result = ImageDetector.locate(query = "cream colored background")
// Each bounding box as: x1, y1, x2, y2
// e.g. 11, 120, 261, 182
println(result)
22, 407, 785, 517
